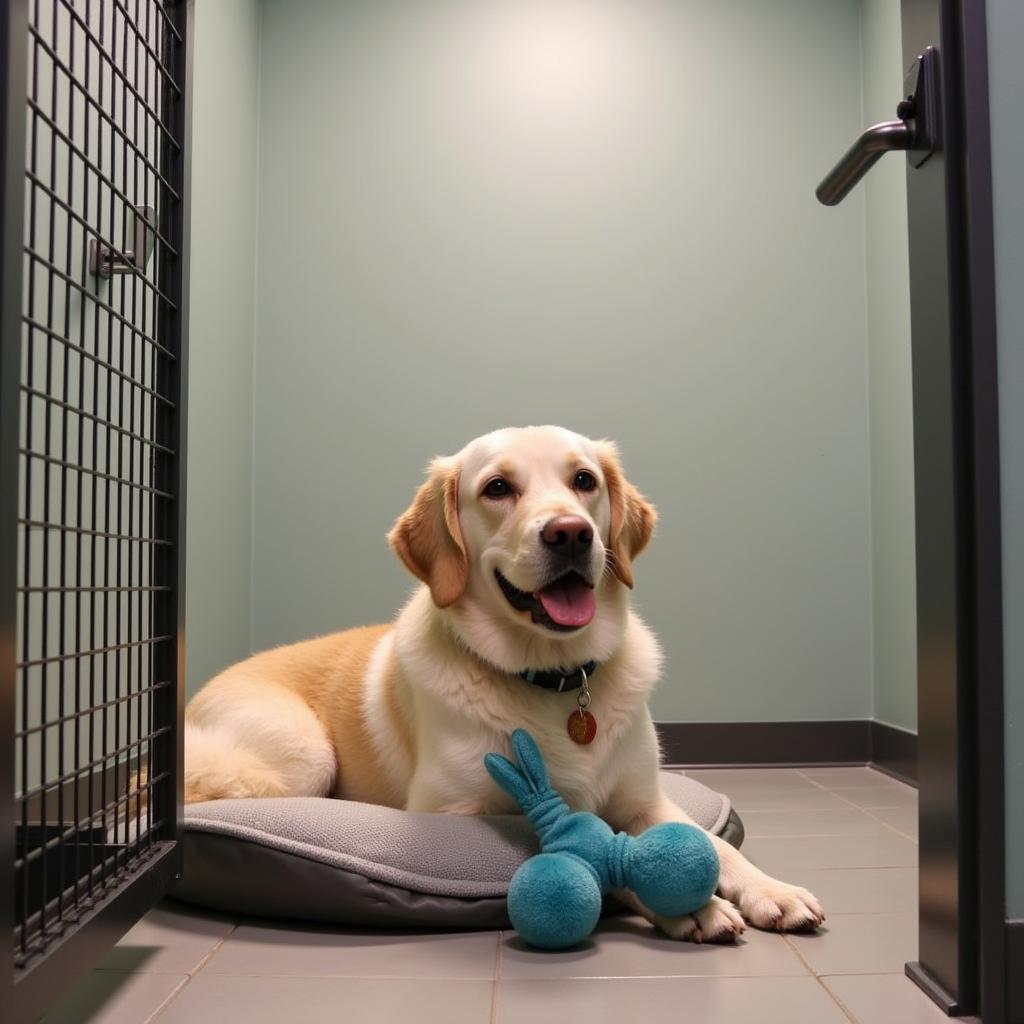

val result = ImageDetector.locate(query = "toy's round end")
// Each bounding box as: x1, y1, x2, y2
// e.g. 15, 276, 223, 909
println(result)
629, 823, 720, 918
507, 853, 601, 950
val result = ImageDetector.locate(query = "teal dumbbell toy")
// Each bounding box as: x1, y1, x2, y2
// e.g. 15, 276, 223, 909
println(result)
484, 729, 719, 949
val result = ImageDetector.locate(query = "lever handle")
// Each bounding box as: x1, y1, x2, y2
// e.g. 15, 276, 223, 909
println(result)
815, 46, 939, 207
815, 120, 913, 206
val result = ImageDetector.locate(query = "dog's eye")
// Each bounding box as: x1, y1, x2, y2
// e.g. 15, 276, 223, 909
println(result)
573, 470, 597, 493
483, 477, 512, 499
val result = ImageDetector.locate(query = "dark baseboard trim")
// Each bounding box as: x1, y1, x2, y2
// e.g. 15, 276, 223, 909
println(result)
656, 720, 870, 768
905, 960, 962, 1016
1009, 919, 1024, 1024
656, 719, 918, 783
869, 720, 918, 785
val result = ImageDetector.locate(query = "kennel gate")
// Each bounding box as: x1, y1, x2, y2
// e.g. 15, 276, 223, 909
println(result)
0, 1, 191, 1020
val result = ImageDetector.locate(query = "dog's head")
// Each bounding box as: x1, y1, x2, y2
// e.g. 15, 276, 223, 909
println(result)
388, 426, 655, 668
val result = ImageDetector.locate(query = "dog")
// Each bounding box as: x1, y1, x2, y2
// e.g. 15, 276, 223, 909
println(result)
184, 425, 823, 941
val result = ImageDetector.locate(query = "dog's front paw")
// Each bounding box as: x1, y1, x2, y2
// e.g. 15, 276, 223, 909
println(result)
694, 895, 746, 942
651, 910, 699, 941
734, 878, 824, 933
654, 895, 745, 943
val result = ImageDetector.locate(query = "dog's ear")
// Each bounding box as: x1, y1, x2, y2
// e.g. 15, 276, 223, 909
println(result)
595, 441, 657, 589
388, 456, 468, 608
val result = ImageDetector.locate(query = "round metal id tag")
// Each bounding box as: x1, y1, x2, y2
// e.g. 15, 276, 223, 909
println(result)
567, 708, 598, 745
567, 667, 597, 744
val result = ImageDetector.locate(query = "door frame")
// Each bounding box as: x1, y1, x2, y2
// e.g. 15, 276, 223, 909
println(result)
902, 0, 1007, 1020
959, 3, 1007, 1019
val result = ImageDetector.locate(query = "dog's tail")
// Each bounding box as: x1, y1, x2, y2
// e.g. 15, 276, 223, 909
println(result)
183, 721, 286, 803
111, 723, 284, 840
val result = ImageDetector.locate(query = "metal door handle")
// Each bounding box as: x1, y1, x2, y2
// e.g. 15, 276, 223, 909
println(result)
816, 121, 913, 205
816, 46, 939, 206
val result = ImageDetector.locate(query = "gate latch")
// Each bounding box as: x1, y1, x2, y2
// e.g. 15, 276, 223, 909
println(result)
89, 205, 156, 278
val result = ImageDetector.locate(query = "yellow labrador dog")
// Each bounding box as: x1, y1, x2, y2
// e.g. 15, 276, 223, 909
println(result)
184, 425, 823, 941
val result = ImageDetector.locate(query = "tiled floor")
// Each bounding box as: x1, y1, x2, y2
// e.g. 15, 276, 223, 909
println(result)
42, 765, 948, 1024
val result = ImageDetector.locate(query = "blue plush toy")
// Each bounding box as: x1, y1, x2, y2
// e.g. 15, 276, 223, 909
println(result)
484, 729, 720, 949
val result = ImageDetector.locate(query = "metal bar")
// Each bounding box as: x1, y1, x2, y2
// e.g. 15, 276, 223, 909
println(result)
15, 835, 168, 964
16, 772, 170, 868
24, 173, 181, 303
19, 450, 176, 500
13, 842, 178, 1023
19, 242, 178, 351
53, 0, 71, 922
151, 0, 183, 43
20, 386, 175, 455
16, 680, 173, 739
17, 725, 172, 804
151, 0, 191, 862
0, 0, 30, 1009
143, 0, 157, 856
128, 0, 144, 858
88, 0, 107, 902
15, 752, 167, 828
18, 519, 173, 546
20, 317, 176, 405
110, 0, 178, 95
19, 633, 173, 671
22, 0, 42, 954
25, 98, 179, 255
66, 0, 84, 921
53, 0, 183, 132
25, 23, 181, 197
18, 584, 172, 594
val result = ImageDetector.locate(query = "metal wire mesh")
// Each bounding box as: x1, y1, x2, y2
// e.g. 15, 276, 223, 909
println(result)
13, 0, 183, 967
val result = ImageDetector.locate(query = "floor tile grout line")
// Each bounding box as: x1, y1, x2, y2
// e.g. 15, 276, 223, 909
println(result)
796, 769, 918, 826
142, 975, 192, 1024
148, 920, 241, 1021
827, 795, 918, 843
489, 931, 503, 1024
742, 830, 913, 838
779, 933, 860, 1024
186, 921, 241, 977
498, 970, 816, 981
815, 786, 919, 844
796, 771, 858, 794
166, 971, 504, 981
178, 969, 814, 981
818, 977, 863, 1023
796, 767, 916, 791
782, 910, 918, 919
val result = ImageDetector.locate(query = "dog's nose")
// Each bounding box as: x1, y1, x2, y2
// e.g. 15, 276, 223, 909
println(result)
541, 516, 594, 552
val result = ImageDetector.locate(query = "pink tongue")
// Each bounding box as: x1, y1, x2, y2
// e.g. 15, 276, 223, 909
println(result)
536, 576, 596, 627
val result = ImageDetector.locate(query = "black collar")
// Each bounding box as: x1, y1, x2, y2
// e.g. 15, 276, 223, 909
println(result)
518, 660, 598, 693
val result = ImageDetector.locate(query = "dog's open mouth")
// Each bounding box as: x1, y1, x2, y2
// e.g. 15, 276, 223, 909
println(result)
495, 569, 596, 631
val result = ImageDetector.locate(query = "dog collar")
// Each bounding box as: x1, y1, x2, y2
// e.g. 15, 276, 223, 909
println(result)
518, 660, 598, 693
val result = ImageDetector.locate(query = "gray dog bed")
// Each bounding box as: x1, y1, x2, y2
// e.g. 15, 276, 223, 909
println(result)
172, 771, 744, 928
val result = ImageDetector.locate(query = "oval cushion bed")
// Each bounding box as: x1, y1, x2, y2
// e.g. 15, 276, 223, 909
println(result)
171, 770, 744, 928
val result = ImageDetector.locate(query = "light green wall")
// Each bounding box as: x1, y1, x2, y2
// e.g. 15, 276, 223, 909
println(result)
249, 0, 875, 723
183, 0, 918, 731
986, 0, 1024, 919
861, 0, 916, 733
184, 0, 261, 694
